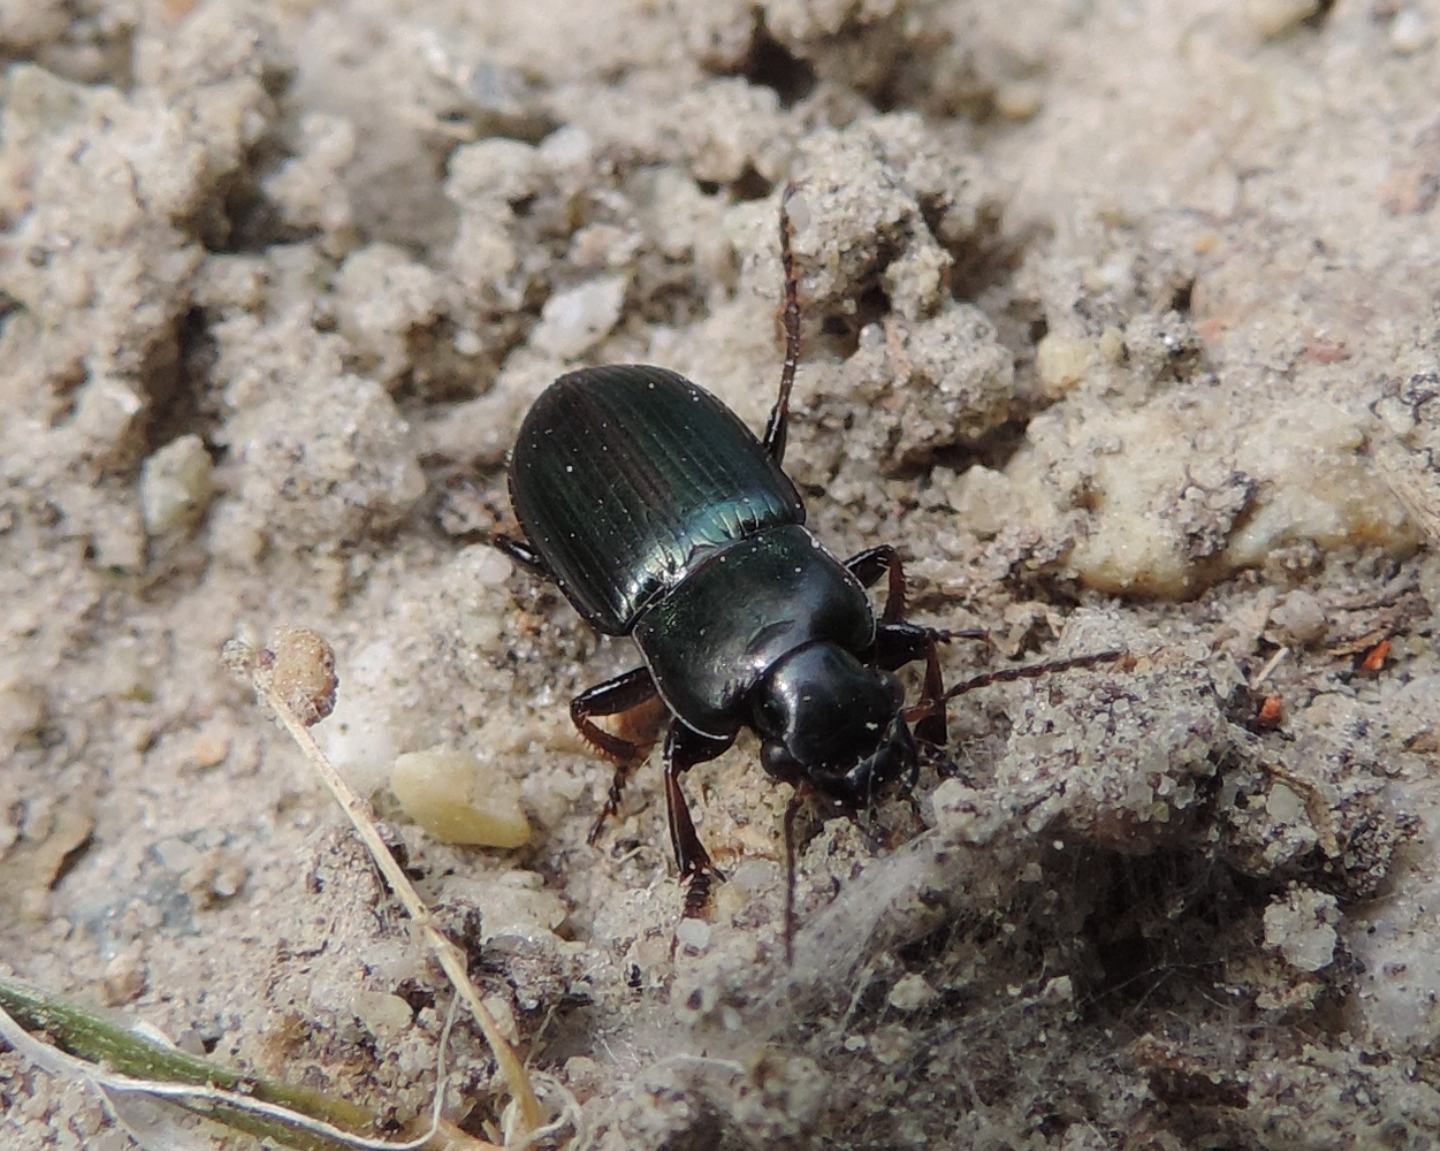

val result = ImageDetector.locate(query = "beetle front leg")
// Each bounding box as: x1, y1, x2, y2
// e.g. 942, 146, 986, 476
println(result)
850, 545, 991, 743
845, 544, 907, 622
570, 667, 661, 843
875, 621, 986, 746
662, 720, 734, 916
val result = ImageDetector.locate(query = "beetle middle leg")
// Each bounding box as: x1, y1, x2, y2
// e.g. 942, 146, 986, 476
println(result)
570, 667, 661, 843
493, 533, 556, 581
847, 545, 988, 744
662, 720, 735, 915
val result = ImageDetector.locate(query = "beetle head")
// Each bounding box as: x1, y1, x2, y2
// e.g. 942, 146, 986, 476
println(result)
753, 642, 916, 809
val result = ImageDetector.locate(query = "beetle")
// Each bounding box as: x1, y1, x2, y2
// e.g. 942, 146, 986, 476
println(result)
494, 189, 1119, 951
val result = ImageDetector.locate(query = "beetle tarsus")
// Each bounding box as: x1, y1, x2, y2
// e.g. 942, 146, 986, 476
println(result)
589, 764, 638, 845
936, 627, 991, 646
919, 741, 962, 780
681, 867, 723, 922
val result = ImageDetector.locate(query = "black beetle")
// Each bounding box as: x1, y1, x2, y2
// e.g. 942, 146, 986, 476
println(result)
495, 190, 1119, 951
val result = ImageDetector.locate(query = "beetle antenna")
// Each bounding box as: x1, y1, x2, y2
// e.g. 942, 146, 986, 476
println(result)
942, 649, 1131, 702
764, 183, 804, 461
783, 789, 805, 967
904, 649, 1130, 726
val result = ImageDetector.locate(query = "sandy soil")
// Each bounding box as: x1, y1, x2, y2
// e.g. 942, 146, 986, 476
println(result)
3, 1, 1440, 1147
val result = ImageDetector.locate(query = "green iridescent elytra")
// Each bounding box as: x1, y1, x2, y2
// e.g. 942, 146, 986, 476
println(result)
509, 365, 807, 635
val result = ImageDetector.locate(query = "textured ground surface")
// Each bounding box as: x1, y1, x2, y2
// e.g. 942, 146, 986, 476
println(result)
3, 1, 1440, 1148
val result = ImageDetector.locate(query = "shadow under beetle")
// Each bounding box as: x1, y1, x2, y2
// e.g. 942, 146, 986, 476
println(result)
495, 188, 1119, 957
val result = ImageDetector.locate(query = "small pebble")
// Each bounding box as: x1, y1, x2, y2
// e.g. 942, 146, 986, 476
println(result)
391, 747, 532, 848
531, 275, 628, 358
887, 973, 935, 1012
464, 543, 514, 586
1268, 590, 1328, 645
994, 80, 1043, 121
73, 376, 144, 455
352, 990, 413, 1042
1244, 0, 1321, 39
139, 434, 214, 535
190, 726, 231, 769
101, 952, 147, 1006
1264, 887, 1339, 972
1035, 334, 1092, 397
1391, 7, 1434, 53
208, 860, 247, 900
674, 917, 711, 952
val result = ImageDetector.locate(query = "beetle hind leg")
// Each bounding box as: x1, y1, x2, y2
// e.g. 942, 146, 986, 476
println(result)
570, 668, 662, 843
492, 533, 555, 581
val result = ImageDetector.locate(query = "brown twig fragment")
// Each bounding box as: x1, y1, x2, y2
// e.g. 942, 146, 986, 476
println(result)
223, 629, 543, 1144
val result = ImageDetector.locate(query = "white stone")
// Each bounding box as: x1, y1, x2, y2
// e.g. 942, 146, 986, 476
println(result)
140, 434, 214, 534
1264, 888, 1339, 972
532, 275, 628, 358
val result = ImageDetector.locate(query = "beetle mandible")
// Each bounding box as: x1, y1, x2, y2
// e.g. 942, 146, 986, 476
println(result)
494, 188, 1116, 944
